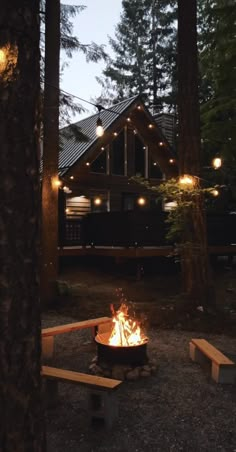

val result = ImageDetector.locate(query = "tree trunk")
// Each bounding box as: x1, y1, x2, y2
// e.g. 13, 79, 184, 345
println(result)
177, 0, 215, 307
41, 0, 60, 305
0, 2, 46, 451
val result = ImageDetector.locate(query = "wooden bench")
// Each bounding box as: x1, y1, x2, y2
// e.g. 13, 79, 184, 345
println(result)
41, 365, 122, 429
189, 338, 236, 384
42, 317, 111, 359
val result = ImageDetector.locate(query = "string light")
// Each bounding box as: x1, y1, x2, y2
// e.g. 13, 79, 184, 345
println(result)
179, 175, 195, 186
96, 116, 104, 137
137, 197, 146, 206
94, 197, 102, 205
96, 104, 104, 137
51, 176, 62, 188
212, 157, 222, 169
211, 189, 219, 197
45, 84, 221, 198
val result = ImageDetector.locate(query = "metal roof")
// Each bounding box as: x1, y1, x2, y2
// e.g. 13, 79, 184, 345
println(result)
59, 95, 140, 175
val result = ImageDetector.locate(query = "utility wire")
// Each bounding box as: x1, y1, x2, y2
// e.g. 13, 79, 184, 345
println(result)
45, 82, 138, 118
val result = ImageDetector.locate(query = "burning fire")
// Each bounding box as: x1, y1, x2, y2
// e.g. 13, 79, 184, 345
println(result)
109, 303, 147, 347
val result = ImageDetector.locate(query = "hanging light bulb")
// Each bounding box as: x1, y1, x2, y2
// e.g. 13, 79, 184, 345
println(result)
96, 117, 104, 137
96, 104, 104, 137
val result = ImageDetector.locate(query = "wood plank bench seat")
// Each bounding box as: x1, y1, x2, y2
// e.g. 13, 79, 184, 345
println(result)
41, 365, 122, 429
189, 338, 236, 384
41, 317, 111, 359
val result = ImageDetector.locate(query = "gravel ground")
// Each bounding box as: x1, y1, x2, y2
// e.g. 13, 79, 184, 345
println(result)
42, 313, 236, 452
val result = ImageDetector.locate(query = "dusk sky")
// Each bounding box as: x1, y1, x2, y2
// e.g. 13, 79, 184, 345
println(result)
62, 0, 123, 120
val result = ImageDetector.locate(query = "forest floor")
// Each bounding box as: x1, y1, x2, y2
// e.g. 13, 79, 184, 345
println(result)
42, 255, 236, 452
44, 255, 236, 336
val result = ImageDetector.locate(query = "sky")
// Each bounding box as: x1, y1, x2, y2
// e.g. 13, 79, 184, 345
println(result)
61, 0, 123, 120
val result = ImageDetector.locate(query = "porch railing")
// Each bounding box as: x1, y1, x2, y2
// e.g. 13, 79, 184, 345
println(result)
58, 211, 236, 248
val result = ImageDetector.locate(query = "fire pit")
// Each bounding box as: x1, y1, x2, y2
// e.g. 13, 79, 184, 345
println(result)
95, 331, 148, 366
90, 302, 156, 380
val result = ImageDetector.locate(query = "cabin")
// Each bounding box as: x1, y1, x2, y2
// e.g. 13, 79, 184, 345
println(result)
58, 95, 178, 246
56, 95, 236, 259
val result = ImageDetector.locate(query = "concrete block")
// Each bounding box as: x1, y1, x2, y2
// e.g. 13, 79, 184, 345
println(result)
212, 362, 236, 384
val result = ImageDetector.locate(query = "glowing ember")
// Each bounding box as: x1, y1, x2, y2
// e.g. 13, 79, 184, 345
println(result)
109, 303, 147, 347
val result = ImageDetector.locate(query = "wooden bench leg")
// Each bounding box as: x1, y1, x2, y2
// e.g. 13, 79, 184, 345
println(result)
212, 363, 236, 384
42, 336, 54, 359
88, 390, 119, 429
189, 342, 208, 365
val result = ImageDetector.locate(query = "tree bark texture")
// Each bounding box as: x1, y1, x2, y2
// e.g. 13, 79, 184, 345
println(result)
177, 0, 215, 306
41, 0, 60, 305
178, 0, 201, 176
0, 2, 46, 451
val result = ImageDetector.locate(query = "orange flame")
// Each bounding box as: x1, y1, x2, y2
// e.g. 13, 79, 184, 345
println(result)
109, 303, 147, 347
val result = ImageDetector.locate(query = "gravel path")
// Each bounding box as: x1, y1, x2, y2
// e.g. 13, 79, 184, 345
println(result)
42, 314, 236, 452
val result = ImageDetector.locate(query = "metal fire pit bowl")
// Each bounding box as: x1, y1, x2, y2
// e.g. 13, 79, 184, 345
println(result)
95, 332, 148, 366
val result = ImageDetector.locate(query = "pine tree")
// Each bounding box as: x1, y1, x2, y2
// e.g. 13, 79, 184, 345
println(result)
198, 0, 236, 164
40, 2, 107, 123
40, 1, 107, 303
0, 1, 46, 449
96, 0, 177, 112
178, 0, 215, 308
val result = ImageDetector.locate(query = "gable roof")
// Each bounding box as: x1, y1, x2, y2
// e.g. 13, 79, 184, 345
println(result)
59, 95, 140, 176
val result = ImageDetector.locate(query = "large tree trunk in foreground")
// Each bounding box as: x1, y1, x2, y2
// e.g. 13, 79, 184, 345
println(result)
41, 0, 60, 305
177, 0, 215, 307
0, 2, 46, 451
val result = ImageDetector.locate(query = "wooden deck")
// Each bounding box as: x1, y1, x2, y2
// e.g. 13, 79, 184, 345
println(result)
58, 244, 236, 258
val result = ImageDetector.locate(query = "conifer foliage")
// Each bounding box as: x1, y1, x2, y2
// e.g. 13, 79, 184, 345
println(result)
97, 0, 177, 112
198, 0, 236, 164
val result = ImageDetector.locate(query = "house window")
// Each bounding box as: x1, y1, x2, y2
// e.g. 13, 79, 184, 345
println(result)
135, 135, 145, 177
90, 150, 107, 173
111, 130, 124, 175
149, 157, 163, 179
